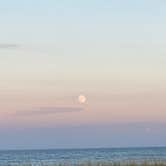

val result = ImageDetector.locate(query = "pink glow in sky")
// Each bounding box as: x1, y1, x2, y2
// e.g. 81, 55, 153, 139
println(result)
1, 0, 166, 129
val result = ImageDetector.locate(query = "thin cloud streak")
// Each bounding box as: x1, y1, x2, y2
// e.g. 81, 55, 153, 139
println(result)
15, 107, 83, 116
0, 44, 20, 49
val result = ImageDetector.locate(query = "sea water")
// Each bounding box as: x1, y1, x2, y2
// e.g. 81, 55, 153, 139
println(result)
0, 147, 166, 165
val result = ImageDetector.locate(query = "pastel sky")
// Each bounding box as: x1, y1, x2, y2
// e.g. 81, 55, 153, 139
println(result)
0, 0, 166, 149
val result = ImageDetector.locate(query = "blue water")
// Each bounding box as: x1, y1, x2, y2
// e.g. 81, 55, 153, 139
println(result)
0, 147, 166, 165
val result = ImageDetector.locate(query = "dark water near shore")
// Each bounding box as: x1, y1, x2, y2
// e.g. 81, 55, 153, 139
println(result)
0, 147, 166, 165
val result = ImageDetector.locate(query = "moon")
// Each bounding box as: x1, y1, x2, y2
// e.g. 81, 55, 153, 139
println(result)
78, 95, 87, 104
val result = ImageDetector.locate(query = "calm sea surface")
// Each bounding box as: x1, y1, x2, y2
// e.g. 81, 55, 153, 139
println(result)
0, 147, 166, 165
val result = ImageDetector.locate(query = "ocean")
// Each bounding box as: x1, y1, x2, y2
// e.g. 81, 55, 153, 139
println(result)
0, 147, 166, 165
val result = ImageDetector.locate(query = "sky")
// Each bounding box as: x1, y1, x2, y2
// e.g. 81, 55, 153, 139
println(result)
0, 0, 166, 149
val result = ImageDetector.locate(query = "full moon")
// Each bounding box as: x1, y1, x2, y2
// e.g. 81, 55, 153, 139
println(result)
78, 95, 87, 104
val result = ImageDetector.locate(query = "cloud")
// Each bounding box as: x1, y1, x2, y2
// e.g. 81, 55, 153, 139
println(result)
15, 107, 83, 116
0, 44, 19, 49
